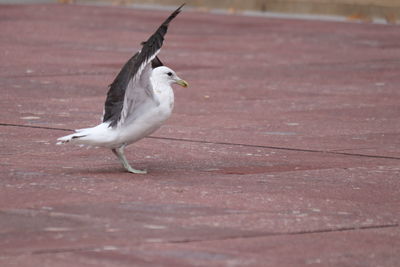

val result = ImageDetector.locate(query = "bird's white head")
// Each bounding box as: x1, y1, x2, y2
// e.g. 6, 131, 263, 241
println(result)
151, 66, 188, 88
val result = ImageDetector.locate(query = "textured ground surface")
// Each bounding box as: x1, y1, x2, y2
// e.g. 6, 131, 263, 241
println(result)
1, 3, 400, 267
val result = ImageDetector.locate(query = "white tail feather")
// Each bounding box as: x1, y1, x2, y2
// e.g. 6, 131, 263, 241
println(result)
56, 123, 114, 147
56, 132, 85, 145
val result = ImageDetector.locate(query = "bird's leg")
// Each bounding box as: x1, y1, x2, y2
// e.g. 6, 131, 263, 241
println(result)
112, 146, 147, 174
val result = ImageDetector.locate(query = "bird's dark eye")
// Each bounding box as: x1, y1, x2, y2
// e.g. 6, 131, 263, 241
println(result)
167, 72, 173, 76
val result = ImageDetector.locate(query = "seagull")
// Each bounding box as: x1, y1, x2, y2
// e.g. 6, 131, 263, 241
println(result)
57, 5, 187, 174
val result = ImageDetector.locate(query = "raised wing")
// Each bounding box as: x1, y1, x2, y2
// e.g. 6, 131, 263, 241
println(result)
151, 55, 163, 68
103, 4, 184, 127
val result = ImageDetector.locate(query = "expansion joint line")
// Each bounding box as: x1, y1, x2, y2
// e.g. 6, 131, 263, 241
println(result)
1, 122, 400, 161
169, 223, 399, 244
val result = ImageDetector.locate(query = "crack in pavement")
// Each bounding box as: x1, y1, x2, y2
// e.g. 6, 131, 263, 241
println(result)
1, 122, 400, 161
17, 223, 399, 256
169, 223, 400, 244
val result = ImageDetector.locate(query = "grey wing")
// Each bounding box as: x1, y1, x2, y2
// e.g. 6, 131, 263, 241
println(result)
118, 64, 158, 127
102, 54, 164, 127
103, 4, 184, 128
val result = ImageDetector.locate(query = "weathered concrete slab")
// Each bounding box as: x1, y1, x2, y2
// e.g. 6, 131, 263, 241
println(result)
0, 3, 399, 267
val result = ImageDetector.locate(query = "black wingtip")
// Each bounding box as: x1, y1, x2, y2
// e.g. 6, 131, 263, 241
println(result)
175, 3, 186, 14
161, 3, 185, 27
178, 3, 186, 10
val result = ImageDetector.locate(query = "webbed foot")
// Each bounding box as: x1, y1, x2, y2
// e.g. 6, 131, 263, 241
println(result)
126, 167, 147, 174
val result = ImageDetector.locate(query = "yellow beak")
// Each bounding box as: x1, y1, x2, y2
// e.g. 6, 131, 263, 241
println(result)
176, 79, 189, 88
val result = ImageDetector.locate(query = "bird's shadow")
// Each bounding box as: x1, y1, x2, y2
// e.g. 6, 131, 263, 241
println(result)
62, 161, 194, 178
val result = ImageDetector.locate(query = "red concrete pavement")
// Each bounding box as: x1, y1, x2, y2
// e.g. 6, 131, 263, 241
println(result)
0, 3, 399, 267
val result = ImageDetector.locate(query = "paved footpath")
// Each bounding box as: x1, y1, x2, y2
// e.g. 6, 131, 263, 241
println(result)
1, 3, 400, 266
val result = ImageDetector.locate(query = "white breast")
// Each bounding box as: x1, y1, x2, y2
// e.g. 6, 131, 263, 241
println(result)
117, 84, 174, 146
